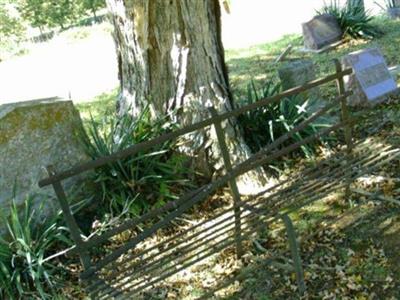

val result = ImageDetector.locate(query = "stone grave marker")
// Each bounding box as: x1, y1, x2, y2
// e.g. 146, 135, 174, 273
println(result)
388, 7, 400, 19
0, 98, 89, 215
342, 48, 398, 106
302, 14, 343, 50
278, 59, 338, 123
278, 59, 319, 102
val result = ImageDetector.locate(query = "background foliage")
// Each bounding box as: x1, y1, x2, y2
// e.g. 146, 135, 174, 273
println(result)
317, 0, 383, 39
0, 0, 26, 59
16, 0, 106, 31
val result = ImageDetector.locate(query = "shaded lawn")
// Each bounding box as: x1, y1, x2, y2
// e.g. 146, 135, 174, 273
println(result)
71, 17, 400, 299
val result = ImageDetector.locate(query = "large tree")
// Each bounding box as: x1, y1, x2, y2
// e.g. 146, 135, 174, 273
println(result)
106, 0, 267, 193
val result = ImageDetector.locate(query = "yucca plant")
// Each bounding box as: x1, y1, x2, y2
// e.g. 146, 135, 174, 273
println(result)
81, 106, 191, 217
317, 0, 383, 39
237, 79, 327, 160
0, 196, 72, 299
375, 0, 397, 9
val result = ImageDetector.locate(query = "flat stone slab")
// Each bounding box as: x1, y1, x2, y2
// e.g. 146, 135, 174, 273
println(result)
278, 59, 338, 123
0, 98, 88, 212
278, 59, 320, 104
388, 7, 400, 19
302, 14, 343, 50
342, 48, 398, 106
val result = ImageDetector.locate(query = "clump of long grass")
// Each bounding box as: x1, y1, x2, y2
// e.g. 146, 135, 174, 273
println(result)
317, 0, 383, 39
237, 79, 328, 160
0, 196, 72, 299
81, 106, 192, 217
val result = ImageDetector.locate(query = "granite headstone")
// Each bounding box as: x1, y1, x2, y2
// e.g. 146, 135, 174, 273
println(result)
0, 98, 89, 215
302, 14, 343, 50
342, 48, 397, 106
277, 59, 337, 123
278, 59, 319, 100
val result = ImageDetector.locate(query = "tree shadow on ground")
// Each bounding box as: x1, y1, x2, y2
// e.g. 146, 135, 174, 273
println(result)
204, 109, 400, 299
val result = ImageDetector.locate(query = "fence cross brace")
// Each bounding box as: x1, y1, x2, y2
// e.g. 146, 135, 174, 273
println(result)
209, 106, 244, 259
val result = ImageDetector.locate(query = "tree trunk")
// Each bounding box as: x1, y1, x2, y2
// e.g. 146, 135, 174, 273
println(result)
106, 0, 267, 193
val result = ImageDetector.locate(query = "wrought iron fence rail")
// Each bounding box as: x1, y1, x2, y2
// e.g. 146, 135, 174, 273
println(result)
39, 60, 366, 298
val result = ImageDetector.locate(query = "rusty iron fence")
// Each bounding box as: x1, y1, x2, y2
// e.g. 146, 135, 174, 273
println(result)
39, 60, 400, 299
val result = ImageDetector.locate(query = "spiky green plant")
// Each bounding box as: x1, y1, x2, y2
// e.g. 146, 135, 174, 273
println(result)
375, 0, 397, 9
237, 79, 328, 160
81, 106, 192, 217
317, 0, 383, 39
0, 196, 72, 299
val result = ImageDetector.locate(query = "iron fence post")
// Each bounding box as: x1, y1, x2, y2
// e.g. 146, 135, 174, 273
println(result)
46, 165, 92, 270
334, 59, 354, 199
209, 107, 244, 259
282, 214, 306, 295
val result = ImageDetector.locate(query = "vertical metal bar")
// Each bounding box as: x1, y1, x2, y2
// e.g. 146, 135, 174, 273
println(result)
282, 214, 306, 295
46, 165, 92, 270
209, 107, 244, 259
334, 59, 354, 198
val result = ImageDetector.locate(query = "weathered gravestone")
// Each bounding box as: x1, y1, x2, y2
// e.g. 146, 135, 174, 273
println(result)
388, 7, 400, 19
386, 0, 400, 18
278, 59, 338, 123
342, 48, 398, 107
278, 59, 323, 107
302, 14, 343, 50
0, 98, 89, 213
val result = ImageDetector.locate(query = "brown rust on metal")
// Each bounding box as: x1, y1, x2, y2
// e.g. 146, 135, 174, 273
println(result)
209, 106, 244, 259
38, 69, 352, 188
40, 65, 400, 300
88, 147, 393, 295
88, 148, 400, 298
45, 166, 92, 271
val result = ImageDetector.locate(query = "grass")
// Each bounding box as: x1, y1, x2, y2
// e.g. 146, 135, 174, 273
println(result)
80, 104, 192, 217
226, 17, 400, 102
76, 88, 118, 125
77, 18, 400, 125
317, 0, 383, 39
49, 16, 400, 299
0, 195, 73, 299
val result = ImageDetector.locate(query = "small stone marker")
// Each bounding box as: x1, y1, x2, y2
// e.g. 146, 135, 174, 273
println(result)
302, 14, 343, 50
0, 98, 89, 214
388, 7, 400, 19
278, 59, 319, 100
342, 48, 397, 106
278, 59, 338, 123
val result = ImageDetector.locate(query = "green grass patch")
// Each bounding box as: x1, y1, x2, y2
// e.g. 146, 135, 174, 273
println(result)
76, 88, 118, 125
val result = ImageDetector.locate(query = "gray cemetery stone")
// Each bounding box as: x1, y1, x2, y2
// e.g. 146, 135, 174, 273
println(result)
278, 59, 335, 122
278, 59, 319, 101
388, 7, 400, 19
387, 0, 400, 18
302, 14, 343, 50
342, 48, 397, 107
0, 98, 89, 215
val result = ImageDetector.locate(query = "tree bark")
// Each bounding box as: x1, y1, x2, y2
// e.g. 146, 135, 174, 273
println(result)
106, 0, 267, 193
